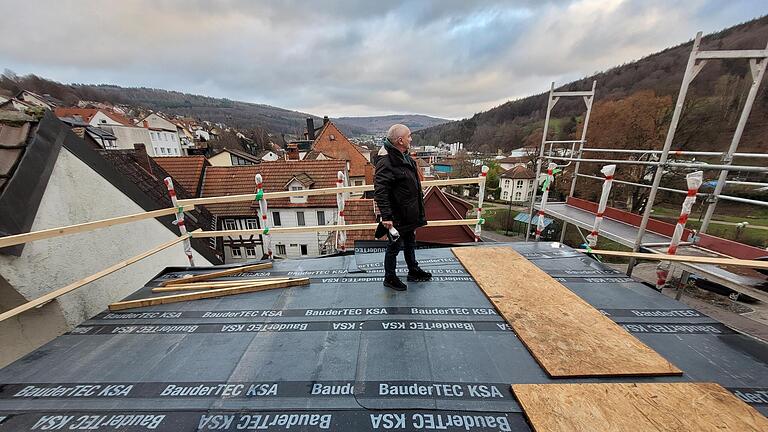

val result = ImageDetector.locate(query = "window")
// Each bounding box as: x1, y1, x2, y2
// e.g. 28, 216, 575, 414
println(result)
291, 186, 303, 191
245, 219, 258, 230
354, 180, 364, 186
516, 180, 523, 188
297, 211, 305, 226
223, 219, 237, 230
503, 192, 509, 200
272, 211, 281, 226
317, 211, 325, 225
231, 247, 242, 258
300, 244, 308, 256
276, 244, 286, 255
245, 247, 257, 258
514, 192, 522, 201
505, 179, 510, 186
160, 148, 166, 154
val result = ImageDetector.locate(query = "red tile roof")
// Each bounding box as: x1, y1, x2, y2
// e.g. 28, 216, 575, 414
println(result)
344, 198, 377, 242
312, 121, 373, 182
152, 156, 208, 195
54, 107, 133, 126
200, 159, 347, 216
200, 165, 261, 216
501, 165, 535, 179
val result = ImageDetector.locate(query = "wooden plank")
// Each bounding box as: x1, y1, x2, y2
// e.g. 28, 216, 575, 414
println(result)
109, 278, 310, 311
190, 219, 480, 238
161, 262, 273, 286
513, 383, 768, 432
0, 235, 189, 323
176, 177, 481, 207
152, 278, 291, 292
0, 205, 194, 249
452, 246, 681, 377
577, 248, 768, 270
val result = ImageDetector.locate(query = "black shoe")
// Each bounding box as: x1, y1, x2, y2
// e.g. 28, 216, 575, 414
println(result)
407, 268, 432, 282
383, 275, 407, 291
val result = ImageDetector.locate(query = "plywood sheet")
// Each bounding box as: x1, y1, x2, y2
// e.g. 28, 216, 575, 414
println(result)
513, 383, 768, 432
453, 246, 681, 377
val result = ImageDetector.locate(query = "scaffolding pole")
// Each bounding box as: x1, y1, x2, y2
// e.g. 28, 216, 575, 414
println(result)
585, 165, 616, 247
164, 177, 195, 267
335, 171, 348, 252
581, 148, 768, 159
627, 32, 704, 277
655, 171, 703, 290
699, 39, 768, 234
474, 165, 489, 241
255, 174, 272, 259
527, 80, 596, 241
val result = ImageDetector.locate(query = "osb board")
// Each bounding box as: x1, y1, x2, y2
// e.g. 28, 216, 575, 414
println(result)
512, 383, 768, 432
452, 246, 681, 377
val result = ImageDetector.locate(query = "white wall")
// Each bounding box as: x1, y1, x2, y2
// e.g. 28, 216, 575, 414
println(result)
111, 126, 154, 155
268, 208, 335, 259
0, 148, 212, 367
500, 178, 535, 202
149, 130, 183, 156
209, 151, 233, 166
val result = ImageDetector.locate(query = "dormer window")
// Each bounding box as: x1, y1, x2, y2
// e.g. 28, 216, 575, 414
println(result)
329, 134, 336, 141
285, 174, 313, 204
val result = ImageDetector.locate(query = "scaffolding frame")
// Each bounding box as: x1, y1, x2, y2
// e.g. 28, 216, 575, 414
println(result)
525, 80, 597, 241
524, 31, 768, 278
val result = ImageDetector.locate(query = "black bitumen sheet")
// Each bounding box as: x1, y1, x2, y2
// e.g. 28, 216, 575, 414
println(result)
0, 242, 766, 431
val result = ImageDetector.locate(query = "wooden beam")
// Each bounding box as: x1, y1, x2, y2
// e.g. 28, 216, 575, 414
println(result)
453, 246, 681, 377
0, 235, 189, 323
513, 382, 768, 432
109, 278, 310, 311
161, 262, 273, 286
0, 205, 194, 249
190, 219, 481, 238
577, 249, 768, 270
176, 177, 481, 207
152, 278, 291, 292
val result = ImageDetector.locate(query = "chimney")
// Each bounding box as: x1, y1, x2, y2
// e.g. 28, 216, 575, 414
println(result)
306, 118, 315, 140
287, 143, 299, 160
323, 115, 329, 126
142, 120, 149, 128
133, 143, 153, 175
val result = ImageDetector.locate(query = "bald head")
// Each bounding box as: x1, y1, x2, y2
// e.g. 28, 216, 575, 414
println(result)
387, 124, 412, 150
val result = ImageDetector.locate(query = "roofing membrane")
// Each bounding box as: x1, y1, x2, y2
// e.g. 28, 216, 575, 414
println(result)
0, 242, 766, 431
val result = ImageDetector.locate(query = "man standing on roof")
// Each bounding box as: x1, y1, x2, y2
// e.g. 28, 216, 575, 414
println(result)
374, 124, 432, 291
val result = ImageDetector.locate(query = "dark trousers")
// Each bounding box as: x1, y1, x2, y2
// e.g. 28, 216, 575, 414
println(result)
384, 229, 418, 278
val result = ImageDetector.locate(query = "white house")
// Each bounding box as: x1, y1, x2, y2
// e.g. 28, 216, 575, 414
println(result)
54, 107, 155, 154
500, 165, 536, 203
137, 113, 184, 157
200, 159, 348, 262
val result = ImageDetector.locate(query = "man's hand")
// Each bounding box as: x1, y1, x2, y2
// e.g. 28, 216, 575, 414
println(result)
382, 220, 393, 229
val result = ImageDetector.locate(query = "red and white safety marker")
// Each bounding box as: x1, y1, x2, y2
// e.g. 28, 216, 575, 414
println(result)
336, 171, 347, 252
255, 174, 273, 259
656, 170, 703, 289
535, 162, 558, 240
474, 165, 489, 242
586, 164, 616, 247
164, 177, 195, 267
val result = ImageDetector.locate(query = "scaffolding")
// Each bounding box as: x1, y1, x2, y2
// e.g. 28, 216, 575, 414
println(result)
525, 30, 768, 278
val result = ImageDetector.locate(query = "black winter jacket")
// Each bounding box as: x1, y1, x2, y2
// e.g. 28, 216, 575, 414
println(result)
374, 140, 427, 233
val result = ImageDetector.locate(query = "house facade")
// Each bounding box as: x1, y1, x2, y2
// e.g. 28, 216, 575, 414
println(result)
54, 107, 154, 154
200, 159, 348, 262
500, 165, 536, 203
137, 113, 184, 156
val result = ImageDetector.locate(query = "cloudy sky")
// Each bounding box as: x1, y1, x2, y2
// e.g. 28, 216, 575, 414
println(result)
0, 0, 765, 119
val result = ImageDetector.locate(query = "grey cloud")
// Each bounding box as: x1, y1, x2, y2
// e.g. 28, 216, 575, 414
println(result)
0, 0, 764, 118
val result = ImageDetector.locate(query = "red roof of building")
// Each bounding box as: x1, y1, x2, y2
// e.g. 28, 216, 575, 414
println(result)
501, 165, 535, 179
343, 198, 377, 243
417, 187, 476, 244
200, 159, 348, 217
54, 107, 133, 126
312, 121, 373, 183
200, 166, 261, 216
152, 156, 208, 196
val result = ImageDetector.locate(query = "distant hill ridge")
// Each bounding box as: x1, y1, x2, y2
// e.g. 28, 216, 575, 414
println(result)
413, 15, 768, 153
0, 77, 447, 137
